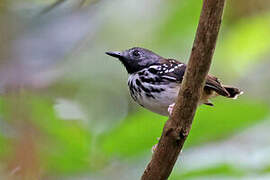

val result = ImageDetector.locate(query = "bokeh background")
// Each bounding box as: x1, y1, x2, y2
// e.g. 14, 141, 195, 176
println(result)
0, 0, 269, 179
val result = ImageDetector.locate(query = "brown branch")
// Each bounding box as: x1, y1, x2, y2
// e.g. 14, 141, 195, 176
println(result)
141, 0, 226, 179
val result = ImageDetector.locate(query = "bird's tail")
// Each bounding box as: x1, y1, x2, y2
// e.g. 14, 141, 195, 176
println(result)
223, 86, 244, 99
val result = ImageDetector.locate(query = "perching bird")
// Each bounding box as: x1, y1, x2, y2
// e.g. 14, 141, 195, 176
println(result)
106, 47, 243, 116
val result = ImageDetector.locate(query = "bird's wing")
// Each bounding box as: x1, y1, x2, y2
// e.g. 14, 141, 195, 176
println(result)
155, 59, 187, 82
149, 59, 229, 97
162, 59, 230, 97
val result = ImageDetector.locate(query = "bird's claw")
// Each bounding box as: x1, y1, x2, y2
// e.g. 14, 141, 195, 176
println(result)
151, 137, 160, 154
168, 103, 175, 116
151, 144, 157, 154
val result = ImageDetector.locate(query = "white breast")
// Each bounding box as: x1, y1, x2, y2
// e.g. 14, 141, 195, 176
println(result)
128, 73, 180, 116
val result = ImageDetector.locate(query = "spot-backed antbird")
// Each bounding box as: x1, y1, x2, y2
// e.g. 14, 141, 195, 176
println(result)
106, 47, 243, 116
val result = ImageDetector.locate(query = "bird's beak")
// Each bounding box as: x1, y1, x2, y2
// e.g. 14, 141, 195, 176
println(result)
105, 51, 123, 58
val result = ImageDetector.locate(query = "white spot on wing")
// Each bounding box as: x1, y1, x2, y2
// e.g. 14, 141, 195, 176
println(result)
169, 68, 174, 72
177, 64, 183, 67
149, 65, 161, 70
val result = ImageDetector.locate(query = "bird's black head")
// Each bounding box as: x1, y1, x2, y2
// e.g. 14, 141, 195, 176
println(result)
106, 47, 162, 74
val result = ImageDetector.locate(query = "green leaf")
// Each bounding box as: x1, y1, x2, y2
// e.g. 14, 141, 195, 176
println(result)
170, 164, 246, 180
28, 96, 93, 174
101, 98, 269, 157
155, 0, 202, 47
186, 98, 269, 147
215, 13, 270, 76
100, 111, 166, 157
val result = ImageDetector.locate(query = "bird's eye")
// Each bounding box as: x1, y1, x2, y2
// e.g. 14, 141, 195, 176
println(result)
132, 50, 140, 57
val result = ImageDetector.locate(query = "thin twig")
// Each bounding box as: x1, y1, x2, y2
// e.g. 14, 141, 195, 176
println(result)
40, 0, 67, 14
141, 0, 226, 179
40, 0, 99, 15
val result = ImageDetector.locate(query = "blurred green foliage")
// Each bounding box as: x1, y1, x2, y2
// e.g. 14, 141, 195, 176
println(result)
101, 111, 166, 157
101, 98, 269, 157
31, 98, 93, 173
216, 13, 270, 76
187, 98, 269, 147
171, 164, 246, 180
0, 96, 93, 174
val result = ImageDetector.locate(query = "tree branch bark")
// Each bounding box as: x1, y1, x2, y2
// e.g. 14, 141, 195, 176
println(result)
141, 0, 226, 179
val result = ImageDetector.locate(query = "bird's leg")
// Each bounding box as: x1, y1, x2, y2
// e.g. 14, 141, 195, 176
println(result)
168, 103, 175, 116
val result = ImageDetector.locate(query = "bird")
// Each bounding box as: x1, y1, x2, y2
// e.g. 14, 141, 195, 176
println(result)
106, 47, 243, 116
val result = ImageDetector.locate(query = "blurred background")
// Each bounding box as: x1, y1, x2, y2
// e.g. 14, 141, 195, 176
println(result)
0, 0, 269, 179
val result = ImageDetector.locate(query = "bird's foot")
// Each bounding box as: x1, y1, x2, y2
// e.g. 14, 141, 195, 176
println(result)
151, 138, 160, 154
168, 103, 175, 116
151, 144, 157, 154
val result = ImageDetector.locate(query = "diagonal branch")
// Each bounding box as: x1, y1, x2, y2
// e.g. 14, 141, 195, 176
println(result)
141, 0, 226, 179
